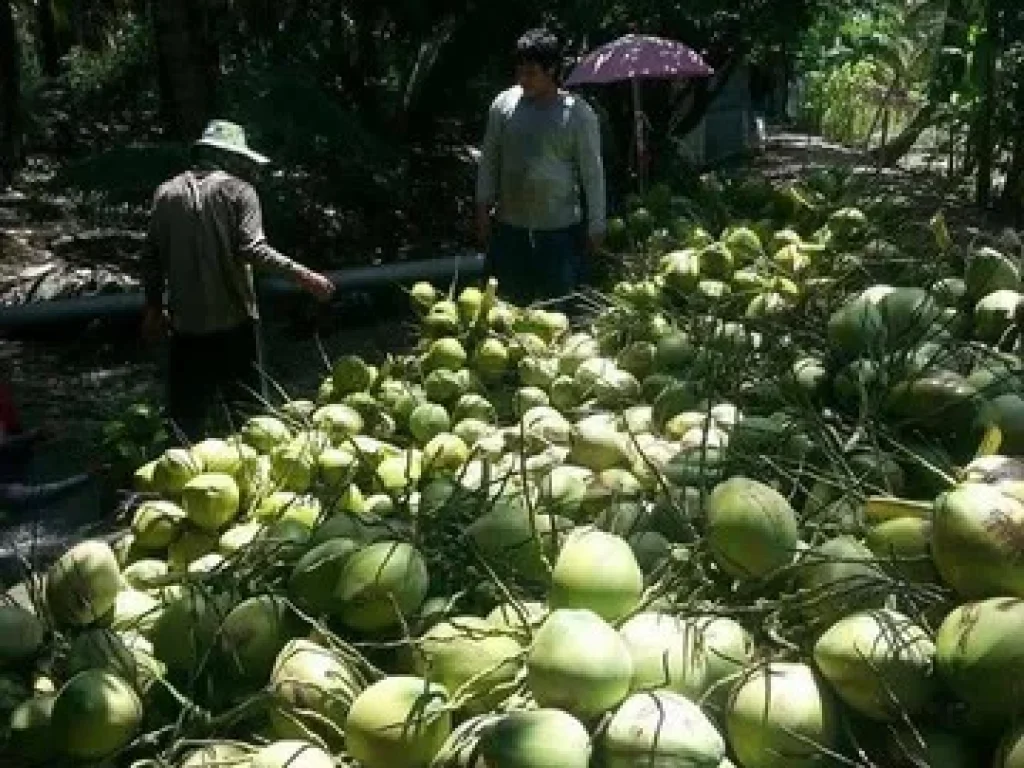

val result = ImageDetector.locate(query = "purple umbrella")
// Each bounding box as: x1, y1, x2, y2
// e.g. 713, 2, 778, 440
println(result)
566, 35, 714, 189
565, 34, 713, 86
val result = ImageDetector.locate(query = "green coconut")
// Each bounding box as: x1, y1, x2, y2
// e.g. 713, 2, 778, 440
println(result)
424, 301, 461, 337
548, 528, 643, 621
936, 597, 1024, 732
131, 500, 186, 549
705, 477, 798, 580
412, 615, 522, 714
150, 586, 231, 677
151, 447, 203, 494
332, 354, 375, 395
108, 587, 164, 635
526, 608, 633, 720
345, 676, 451, 768
827, 296, 886, 361
66, 628, 163, 690
424, 369, 472, 404
813, 609, 936, 721
312, 403, 364, 442
965, 246, 1021, 301
217, 522, 263, 556
0, 605, 44, 666
865, 517, 940, 584
334, 541, 429, 633
241, 416, 292, 453
422, 337, 467, 375
181, 473, 240, 532
422, 433, 470, 475
604, 690, 726, 768
452, 393, 497, 425
725, 662, 839, 768
409, 403, 452, 445
472, 338, 509, 379
288, 538, 359, 616
410, 281, 438, 313
51, 669, 142, 761
218, 595, 297, 684
268, 638, 364, 748
46, 539, 122, 627
466, 499, 572, 583
873, 286, 942, 347
975, 290, 1024, 345
477, 709, 592, 768
931, 483, 1024, 598
167, 527, 219, 571
794, 536, 886, 626
570, 414, 630, 472
619, 612, 754, 702
190, 437, 246, 475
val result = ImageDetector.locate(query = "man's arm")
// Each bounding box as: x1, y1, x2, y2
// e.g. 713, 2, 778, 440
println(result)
575, 101, 608, 247
236, 184, 335, 300
475, 95, 505, 247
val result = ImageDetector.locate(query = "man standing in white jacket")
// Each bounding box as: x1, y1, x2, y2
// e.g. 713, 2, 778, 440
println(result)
475, 28, 607, 306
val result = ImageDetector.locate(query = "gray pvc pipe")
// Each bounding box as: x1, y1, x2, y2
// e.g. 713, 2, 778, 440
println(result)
0, 252, 486, 331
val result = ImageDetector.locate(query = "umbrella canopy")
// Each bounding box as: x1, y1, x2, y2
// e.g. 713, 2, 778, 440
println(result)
565, 34, 714, 86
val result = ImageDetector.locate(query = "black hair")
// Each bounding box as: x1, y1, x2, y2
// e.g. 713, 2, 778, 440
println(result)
515, 28, 561, 73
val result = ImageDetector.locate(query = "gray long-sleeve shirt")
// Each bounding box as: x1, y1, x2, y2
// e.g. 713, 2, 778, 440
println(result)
476, 86, 607, 236
143, 170, 305, 335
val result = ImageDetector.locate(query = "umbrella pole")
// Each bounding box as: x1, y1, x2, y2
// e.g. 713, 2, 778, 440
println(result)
632, 79, 645, 194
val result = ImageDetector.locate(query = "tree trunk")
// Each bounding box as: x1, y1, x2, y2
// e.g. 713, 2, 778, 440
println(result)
997, 5, 1024, 223
973, 0, 999, 208
997, 87, 1024, 225
36, 0, 61, 76
150, 0, 220, 140
72, 0, 104, 51
869, 0, 968, 167
0, 0, 22, 188
870, 101, 941, 167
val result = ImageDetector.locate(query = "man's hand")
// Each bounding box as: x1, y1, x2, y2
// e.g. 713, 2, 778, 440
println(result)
475, 205, 492, 250
297, 268, 336, 302
141, 305, 168, 343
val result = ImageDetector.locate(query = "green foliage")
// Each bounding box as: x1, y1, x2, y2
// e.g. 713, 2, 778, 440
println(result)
100, 402, 168, 484
56, 12, 151, 110
797, 1, 945, 147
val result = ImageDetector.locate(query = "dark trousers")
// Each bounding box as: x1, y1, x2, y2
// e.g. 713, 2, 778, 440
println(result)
167, 320, 266, 440
486, 222, 586, 307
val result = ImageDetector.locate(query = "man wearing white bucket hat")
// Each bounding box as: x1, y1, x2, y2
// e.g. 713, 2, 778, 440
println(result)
143, 119, 335, 438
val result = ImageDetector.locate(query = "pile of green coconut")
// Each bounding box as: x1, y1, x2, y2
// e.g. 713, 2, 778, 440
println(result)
2, 209, 1024, 768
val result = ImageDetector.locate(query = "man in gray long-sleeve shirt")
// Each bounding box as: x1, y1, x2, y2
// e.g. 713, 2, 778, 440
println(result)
143, 120, 334, 438
476, 28, 607, 306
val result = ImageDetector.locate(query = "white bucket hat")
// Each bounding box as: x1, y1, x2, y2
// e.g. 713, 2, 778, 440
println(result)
193, 120, 270, 165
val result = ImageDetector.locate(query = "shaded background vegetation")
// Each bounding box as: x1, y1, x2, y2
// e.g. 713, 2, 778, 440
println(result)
0, 0, 1022, 270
